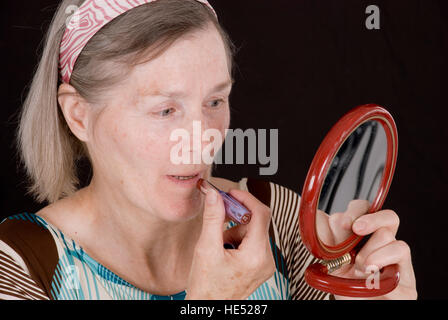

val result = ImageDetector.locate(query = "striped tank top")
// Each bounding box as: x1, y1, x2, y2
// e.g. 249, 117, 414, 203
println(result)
0, 177, 330, 300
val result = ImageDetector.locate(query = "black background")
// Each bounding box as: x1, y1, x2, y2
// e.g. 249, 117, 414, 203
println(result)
1, 0, 447, 299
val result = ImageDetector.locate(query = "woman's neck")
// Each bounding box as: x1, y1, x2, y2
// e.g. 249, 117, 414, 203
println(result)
37, 184, 204, 295
36, 175, 240, 295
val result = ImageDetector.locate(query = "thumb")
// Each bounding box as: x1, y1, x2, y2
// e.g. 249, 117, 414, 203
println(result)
199, 187, 226, 247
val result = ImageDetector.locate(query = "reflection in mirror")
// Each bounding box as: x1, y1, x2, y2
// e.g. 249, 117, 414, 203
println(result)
316, 121, 387, 247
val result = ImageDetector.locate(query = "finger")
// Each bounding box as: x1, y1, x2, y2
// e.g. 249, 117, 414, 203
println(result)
354, 228, 396, 271
328, 212, 354, 245
316, 209, 336, 246
352, 209, 400, 236
227, 189, 271, 245
345, 199, 370, 223
323, 200, 369, 245
363, 240, 415, 286
198, 187, 226, 249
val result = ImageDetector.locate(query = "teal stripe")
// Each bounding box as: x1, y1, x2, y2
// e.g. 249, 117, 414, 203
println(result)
284, 275, 290, 299
109, 279, 120, 299
132, 286, 136, 300
50, 280, 58, 300
60, 255, 77, 300
26, 212, 45, 228
261, 283, 269, 300
125, 284, 131, 300
102, 277, 115, 299
53, 266, 66, 300
250, 290, 256, 300
262, 283, 270, 300
259, 285, 266, 299
50, 275, 59, 300
86, 260, 101, 299
275, 285, 282, 299
130, 285, 136, 300
20, 213, 29, 222
278, 249, 287, 295
59, 233, 84, 299
269, 285, 277, 299
267, 283, 274, 300
264, 284, 273, 300
72, 245, 92, 299
264, 284, 270, 299
255, 287, 262, 300
64, 251, 84, 299
251, 289, 257, 300
270, 238, 283, 295
54, 264, 70, 300
54, 264, 68, 300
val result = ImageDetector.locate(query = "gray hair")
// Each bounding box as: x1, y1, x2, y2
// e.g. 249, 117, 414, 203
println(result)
15, 0, 236, 204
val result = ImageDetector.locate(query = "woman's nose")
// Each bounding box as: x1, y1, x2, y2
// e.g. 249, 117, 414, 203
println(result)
177, 109, 209, 157
171, 103, 225, 165
184, 107, 211, 136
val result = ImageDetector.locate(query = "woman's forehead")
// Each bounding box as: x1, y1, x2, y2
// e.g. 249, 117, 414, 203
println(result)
129, 30, 231, 96
137, 79, 233, 99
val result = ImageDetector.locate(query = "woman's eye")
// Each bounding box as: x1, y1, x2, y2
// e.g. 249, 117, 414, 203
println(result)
209, 99, 225, 108
155, 108, 175, 117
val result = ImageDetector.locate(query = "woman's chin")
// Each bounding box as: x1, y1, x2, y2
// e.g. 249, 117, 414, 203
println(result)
160, 199, 203, 223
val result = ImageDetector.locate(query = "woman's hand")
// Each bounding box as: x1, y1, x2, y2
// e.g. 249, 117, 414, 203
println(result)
319, 201, 417, 300
185, 186, 276, 300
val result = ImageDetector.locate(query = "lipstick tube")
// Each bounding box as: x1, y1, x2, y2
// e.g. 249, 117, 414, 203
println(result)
197, 179, 252, 225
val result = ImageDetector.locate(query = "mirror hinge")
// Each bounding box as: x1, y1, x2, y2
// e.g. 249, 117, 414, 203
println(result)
321, 253, 352, 274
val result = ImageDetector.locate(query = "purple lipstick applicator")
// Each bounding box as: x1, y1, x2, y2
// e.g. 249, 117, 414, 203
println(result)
197, 179, 252, 225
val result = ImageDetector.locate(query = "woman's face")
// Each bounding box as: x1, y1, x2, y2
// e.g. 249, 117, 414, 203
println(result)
86, 24, 232, 222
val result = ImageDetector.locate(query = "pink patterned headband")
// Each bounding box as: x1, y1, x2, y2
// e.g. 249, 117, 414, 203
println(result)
59, 0, 217, 84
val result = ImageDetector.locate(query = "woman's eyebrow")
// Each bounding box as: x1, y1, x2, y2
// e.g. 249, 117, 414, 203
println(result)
209, 79, 235, 94
143, 79, 235, 98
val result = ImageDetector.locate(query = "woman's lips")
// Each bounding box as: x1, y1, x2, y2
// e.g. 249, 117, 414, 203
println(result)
166, 173, 202, 187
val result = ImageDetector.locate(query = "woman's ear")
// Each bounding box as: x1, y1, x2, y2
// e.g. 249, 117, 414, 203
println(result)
58, 83, 90, 142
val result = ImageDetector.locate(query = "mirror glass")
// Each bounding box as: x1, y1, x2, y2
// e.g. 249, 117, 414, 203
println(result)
316, 121, 388, 247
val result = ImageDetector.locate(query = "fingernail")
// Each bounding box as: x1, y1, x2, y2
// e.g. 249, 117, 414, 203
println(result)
197, 178, 218, 195
206, 189, 217, 204
197, 179, 208, 194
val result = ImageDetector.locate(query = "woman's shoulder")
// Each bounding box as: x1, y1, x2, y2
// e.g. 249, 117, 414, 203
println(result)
0, 213, 59, 264
0, 213, 58, 299
0, 212, 53, 242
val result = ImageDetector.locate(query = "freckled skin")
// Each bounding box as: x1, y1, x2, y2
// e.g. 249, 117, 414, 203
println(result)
85, 24, 231, 224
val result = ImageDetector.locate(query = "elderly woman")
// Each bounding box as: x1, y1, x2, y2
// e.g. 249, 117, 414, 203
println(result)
0, 0, 416, 300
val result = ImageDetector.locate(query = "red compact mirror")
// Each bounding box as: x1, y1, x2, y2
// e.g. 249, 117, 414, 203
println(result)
298, 104, 400, 297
